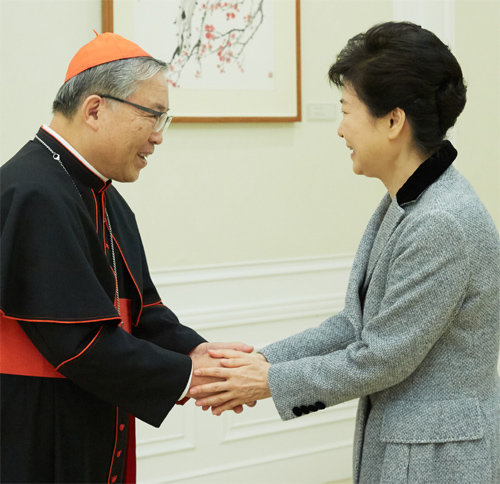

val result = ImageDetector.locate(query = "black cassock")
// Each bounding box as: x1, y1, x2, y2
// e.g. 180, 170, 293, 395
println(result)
0, 127, 205, 483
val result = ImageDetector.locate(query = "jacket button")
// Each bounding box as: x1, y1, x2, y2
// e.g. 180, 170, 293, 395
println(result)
116, 450, 122, 458
292, 406, 302, 416
300, 405, 310, 415
119, 424, 125, 431
315, 401, 326, 410
111, 476, 118, 483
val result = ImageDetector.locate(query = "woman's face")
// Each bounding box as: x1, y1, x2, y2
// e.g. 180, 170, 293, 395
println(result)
337, 84, 391, 179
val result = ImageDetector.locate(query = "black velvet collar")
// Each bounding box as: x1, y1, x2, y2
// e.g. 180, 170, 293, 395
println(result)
396, 140, 457, 206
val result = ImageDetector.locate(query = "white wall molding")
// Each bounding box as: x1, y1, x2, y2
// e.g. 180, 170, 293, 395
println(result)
173, 293, 346, 330
151, 255, 354, 285
151, 254, 353, 331
223, 400, 358, 443
143, 439, 354, 484
136, 433, 195, 459
136, 405, 196, 458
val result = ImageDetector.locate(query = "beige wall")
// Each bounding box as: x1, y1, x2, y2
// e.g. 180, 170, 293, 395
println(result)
454, 0, 500, 228
1, 0, 498, 270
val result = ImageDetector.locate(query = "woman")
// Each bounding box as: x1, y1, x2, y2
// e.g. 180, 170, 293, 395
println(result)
190, 22, 500, 483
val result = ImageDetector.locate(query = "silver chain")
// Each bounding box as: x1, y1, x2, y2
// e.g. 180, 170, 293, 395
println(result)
36, 135, 83, 200
35, 135, 120, 313
105, 211, 120, 308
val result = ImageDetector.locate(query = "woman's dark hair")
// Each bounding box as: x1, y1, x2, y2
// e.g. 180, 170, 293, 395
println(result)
328, 21, 466, 154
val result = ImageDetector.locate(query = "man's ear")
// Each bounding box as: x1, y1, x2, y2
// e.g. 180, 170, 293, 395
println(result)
387, 107, 407, 140
81, 95, 105, 130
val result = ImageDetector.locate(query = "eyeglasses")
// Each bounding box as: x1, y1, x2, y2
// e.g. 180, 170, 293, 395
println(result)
98, 94, 172, 132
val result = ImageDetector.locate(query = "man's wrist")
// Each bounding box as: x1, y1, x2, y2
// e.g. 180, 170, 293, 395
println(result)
178, 363, 193, 401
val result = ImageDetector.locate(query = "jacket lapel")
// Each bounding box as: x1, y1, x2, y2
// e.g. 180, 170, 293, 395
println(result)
362, 197, 405, 294
344, 194, 391, 331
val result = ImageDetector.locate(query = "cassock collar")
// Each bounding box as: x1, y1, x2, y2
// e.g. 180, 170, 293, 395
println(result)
396, 140, 457, 206
36, 126, 111, 193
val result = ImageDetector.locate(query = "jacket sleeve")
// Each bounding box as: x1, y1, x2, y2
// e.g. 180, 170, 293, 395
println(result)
266, 210, 470, 420
260, 309, 356, 363
19, 320, 192, 427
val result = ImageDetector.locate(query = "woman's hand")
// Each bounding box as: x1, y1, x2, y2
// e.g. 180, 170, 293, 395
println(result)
187, 342, 255, 414
189, 350, 271, 415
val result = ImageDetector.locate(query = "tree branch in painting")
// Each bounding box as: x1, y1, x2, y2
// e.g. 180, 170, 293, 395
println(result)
168, 0, 265, 86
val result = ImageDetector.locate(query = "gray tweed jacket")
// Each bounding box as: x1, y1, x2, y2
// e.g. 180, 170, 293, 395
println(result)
261, 143, 500, 483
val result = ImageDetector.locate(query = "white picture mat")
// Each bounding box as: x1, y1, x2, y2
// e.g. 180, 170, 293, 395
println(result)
114, 0, 299, 118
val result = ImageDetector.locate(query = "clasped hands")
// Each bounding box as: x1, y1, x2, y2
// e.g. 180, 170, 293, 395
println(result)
188, 342, 271, 415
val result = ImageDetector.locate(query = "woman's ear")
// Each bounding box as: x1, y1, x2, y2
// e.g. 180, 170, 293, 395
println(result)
387, 107, 407, 140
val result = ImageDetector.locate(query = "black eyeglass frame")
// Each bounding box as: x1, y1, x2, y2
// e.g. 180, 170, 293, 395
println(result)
98, 94, 172, 132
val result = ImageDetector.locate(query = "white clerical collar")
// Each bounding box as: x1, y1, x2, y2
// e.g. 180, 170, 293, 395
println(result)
42, 125, 109, 182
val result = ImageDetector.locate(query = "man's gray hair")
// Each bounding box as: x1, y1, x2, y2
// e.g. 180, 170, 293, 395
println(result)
52, 56, 168, 117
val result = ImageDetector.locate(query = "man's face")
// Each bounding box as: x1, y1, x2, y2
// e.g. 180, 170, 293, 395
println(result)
96, 71, 169, 182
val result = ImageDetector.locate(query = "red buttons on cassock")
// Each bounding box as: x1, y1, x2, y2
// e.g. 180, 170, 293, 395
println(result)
111, 476, 118, 483
119, 424, 125, 431
116, 450, 122, 457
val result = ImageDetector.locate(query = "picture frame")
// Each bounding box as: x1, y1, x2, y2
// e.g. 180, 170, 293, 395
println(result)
102, 0, 301, 123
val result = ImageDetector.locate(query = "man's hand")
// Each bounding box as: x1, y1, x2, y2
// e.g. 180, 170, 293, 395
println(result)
189, 349, 271, 415
187, 342, 255, 414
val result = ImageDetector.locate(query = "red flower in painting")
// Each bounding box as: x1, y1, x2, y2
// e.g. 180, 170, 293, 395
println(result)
168, 0, 266, 85
205, 24, 216, 39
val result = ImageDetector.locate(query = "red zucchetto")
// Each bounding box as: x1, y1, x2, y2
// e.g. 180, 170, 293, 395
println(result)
64, 32, 152, 82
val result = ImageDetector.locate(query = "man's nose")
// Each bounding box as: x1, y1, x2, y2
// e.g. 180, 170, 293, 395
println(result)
337, 122, 344, 138
149, 130, 164, 145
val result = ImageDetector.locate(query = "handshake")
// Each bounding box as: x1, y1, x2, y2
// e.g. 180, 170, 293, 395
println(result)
186, 342, 271, 415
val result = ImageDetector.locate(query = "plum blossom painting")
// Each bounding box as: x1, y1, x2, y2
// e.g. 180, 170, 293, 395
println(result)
104, 0, 301, 121
153, 0, 275, 90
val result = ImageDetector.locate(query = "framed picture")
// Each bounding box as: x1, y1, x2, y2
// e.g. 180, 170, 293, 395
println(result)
102, 0, 301, 122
